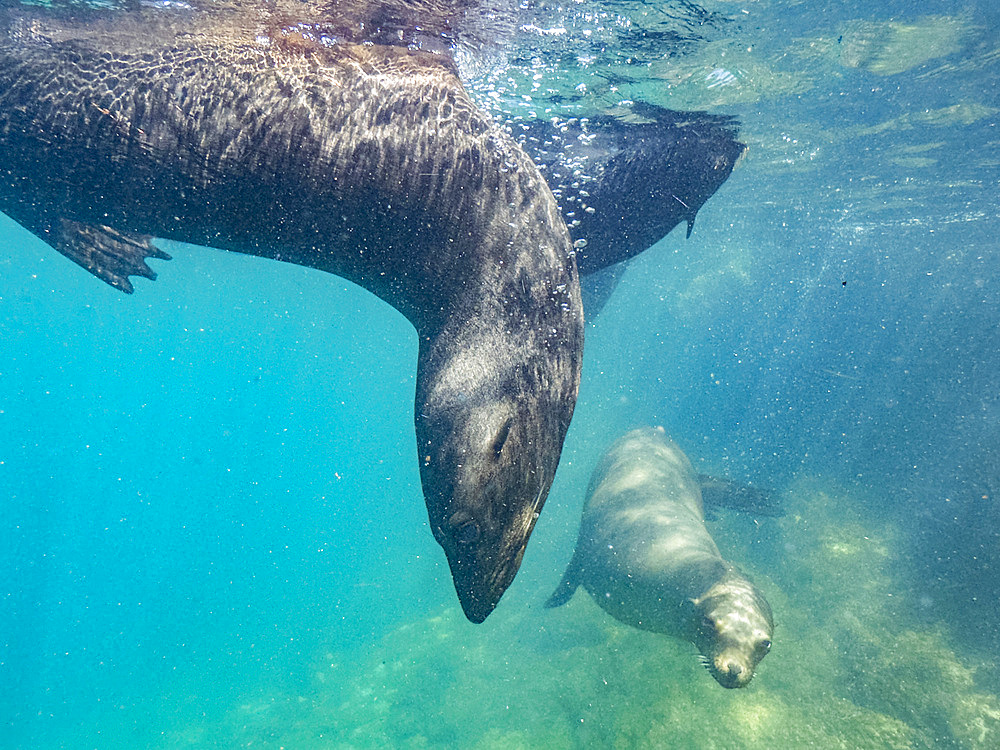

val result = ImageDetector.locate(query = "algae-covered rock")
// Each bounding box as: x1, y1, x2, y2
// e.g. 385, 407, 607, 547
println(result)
615, 690, 915, 750
151, 477, 1000, 749
775, 479, 1000, 749
842, 626, 1000, 749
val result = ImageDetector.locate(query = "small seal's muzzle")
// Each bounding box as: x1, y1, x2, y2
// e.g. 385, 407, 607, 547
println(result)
713, 655, 752, 689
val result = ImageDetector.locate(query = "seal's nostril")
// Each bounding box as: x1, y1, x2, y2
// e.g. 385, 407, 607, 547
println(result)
729, 663, 743, 676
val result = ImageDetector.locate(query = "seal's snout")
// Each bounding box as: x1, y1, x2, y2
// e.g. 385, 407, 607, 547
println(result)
455, 584, 495, 624
447, 551, 514, 624
714, 657, 751, 689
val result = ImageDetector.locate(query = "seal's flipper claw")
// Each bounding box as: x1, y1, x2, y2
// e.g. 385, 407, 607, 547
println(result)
57, 221, 169, 294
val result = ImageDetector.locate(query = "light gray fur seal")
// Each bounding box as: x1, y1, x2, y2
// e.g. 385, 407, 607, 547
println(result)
546, 427, 773, 688
0, 3, 582, 623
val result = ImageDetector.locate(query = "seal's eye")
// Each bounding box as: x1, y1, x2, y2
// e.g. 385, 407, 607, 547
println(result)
759, 639, 772, 653
491, 418, 513, 458
455, 521, 481, 544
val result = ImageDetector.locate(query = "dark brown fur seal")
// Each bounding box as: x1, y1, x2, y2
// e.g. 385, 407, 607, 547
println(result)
546, 427, 773, 687
0, 5, 582, 623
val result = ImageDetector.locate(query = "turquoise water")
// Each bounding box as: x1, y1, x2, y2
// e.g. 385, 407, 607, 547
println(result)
2, 0, 999, 747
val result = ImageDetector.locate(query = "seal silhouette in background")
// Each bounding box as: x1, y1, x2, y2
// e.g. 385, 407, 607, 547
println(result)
0, 2, 582, 623
546, 427, 773, 687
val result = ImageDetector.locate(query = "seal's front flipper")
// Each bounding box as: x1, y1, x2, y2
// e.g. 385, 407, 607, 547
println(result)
57, 220, 170, 294
544, 562, 580, 608
698, 474, 784, 518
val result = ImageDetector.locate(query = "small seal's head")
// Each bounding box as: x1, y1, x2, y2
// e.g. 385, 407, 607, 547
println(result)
692, 570, 774, 688
415, 323, 579, 623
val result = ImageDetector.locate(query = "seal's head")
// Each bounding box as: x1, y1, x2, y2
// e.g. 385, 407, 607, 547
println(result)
692, 569, 774, 688
414, 311, 579, 623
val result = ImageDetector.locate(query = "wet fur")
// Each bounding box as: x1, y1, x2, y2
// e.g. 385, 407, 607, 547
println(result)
546, 427, 773, 687
0, 5, 582, 622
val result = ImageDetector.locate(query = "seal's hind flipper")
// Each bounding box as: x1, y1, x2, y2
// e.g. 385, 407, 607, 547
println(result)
544, 562, 580, 608
698, 474, 784, 518
57, 220, 169, 294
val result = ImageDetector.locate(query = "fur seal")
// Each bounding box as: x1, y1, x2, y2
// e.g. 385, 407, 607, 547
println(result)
546, 427, 773, 688
0, 4, 582, 623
